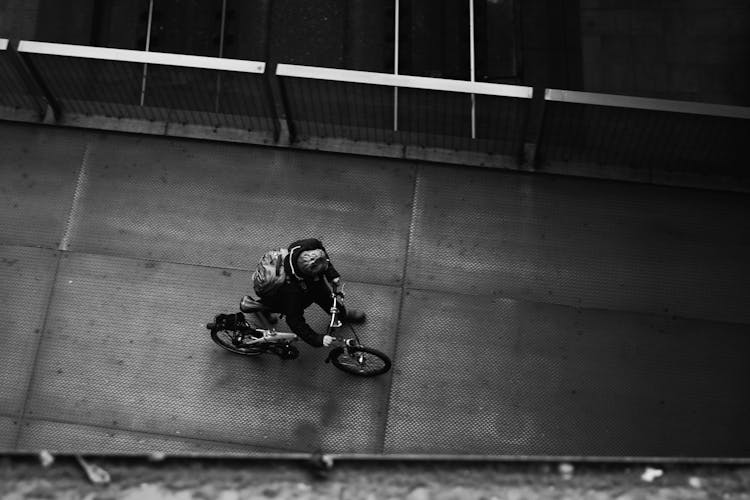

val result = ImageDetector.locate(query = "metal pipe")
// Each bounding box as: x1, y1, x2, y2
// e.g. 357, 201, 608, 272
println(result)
18, 41, 265, 73
469, 0, 476, 139
276, 64, 533, 98
393, 0, 399, 132
545, 88, 750, 119
140, 0, 154, 106
215, 0, 227, 113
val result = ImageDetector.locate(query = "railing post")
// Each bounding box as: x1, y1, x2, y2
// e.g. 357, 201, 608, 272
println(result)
275, 71, 297, 144
521, 85, 546, 170
7, 39, 60, 122
262, 62, 282, 143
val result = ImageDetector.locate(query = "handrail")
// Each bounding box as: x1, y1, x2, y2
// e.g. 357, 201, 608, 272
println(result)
277, 63, 534, 99
17, 40, 265, 74
546, 88, 750, 120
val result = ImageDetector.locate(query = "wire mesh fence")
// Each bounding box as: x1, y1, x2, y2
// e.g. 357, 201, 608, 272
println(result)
0, 44, 45, 114
538, 99, 749, 177
279, 72, 531, 156
25, 54, 276, 133
3, 40, 749, 181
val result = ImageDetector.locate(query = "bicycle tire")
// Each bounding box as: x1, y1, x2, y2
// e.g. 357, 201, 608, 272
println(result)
329, 346, 391, 377
210, 328, 265, 357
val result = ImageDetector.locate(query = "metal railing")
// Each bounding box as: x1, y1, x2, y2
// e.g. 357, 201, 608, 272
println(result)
0, 39, 47, 114
539, 89, 750, 177
11, 41, 278, 138
276, 64, 533, 156
2, 39, 750, 185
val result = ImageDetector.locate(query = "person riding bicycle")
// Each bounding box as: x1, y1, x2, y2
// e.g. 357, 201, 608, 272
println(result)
258, 238, 366, 348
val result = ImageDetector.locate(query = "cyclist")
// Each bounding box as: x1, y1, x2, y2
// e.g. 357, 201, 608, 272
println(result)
259, 238, 365, 347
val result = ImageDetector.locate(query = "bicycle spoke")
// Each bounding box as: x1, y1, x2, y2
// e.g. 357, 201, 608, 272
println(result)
211, 329, 264, 356
337, 352, 387, 373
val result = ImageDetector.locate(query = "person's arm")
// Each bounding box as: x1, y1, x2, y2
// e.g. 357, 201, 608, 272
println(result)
324, 262, 341, 283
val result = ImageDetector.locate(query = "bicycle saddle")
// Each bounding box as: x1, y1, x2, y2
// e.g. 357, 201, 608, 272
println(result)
240, 295, 272, 313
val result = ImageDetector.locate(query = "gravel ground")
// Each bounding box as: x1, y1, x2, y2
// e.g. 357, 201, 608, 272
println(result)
1, 457, 749, 499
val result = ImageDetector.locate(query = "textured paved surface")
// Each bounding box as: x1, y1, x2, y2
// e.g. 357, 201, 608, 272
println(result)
62, 133, 414, 285
0, 245, 58, 426
407, 164, 750, 324
0, 124, 89, 248
1, 121, 749, 457
387, 289, 750, 456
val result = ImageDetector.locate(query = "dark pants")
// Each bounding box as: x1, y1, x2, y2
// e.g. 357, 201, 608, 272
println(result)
260, 279, 347, 319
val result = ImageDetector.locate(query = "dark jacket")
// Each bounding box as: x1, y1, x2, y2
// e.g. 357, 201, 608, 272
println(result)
261, 238, 341, 347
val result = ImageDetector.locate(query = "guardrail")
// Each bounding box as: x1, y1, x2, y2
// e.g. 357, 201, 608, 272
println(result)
1, 39, 749, 187
540, 89, 750, 178
0, 39, 47, 116
276, 64, 534, 156
7, 40, 278, 139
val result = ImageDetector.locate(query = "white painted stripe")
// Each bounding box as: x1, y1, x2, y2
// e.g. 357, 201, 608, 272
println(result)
17, 40, 265, 74
545, 88, 750, 120
0, 39, 8, 50
277, 64, 534, 99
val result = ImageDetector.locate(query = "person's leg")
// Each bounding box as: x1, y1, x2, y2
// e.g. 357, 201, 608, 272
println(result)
255, 296, 284, 328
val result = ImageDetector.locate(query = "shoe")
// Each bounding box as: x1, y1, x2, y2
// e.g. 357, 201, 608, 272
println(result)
344, 309, 366, 324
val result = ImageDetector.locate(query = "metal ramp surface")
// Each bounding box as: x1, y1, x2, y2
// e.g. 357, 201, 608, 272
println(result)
1, 121, 749, 457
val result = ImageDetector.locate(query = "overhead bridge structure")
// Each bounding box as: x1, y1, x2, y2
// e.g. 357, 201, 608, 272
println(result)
1, 40, 749, 459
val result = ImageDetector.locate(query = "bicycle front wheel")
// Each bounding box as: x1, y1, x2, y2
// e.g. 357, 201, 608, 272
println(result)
210, 328, 264, 356
330, 346, 391, 377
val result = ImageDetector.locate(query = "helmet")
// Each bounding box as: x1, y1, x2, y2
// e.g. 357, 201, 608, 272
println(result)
296, 249, 329, 278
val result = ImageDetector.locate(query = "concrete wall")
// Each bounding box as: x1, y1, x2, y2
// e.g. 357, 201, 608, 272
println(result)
580, 0, 750, 105
0, 0, 40, 39
519, 0, 584, 89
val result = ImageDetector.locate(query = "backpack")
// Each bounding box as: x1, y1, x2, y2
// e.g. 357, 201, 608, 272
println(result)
252, 248, 289, 297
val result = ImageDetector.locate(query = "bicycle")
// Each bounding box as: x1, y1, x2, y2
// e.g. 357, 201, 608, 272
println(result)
205, 288, 392, 377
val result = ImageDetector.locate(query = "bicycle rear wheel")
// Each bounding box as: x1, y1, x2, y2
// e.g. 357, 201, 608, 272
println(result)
330, 346, 391, 377
210, 328, 264, 356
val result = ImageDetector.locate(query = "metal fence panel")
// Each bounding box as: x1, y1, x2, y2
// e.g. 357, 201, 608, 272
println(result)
282, 78, 398, 144
282, 79, 529, 155
278, 64, 532, 156
538, 97, 749, 177
25, 55, 276, 133
16, 42, 277, 135
0, 40, 45, 114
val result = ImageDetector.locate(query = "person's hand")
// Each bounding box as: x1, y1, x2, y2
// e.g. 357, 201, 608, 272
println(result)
331, 277, 345, 298
323, 335, 336, 347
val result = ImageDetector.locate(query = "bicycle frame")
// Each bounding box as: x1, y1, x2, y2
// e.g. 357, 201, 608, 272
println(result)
238, 326, 297, 346
217, 286, 359, 348
208, 283, 392, 376
238, 285, 350, 347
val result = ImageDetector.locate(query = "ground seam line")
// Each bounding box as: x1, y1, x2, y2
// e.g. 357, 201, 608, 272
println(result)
378, 163, 421, 454
14, 141, 91, 449
13, 252, 63, 450
59, 142, 91, 252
